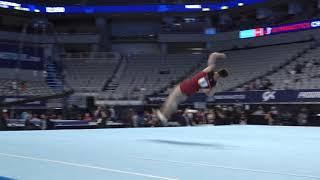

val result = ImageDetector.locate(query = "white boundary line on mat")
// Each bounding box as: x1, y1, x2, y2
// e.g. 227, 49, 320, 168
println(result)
132, 156, 320, 179
0, 152, 178, 180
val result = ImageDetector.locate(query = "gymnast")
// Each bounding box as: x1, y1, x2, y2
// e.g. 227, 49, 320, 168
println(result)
157, 52, 229, 124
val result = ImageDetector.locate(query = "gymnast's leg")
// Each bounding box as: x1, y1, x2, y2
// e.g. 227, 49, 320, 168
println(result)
157, 86, 188, 123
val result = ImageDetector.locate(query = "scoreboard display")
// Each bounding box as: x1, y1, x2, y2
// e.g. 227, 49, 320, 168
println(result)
240, 20, 320, 39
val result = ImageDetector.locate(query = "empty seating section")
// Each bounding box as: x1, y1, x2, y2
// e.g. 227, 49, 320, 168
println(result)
0, 79, 54, 96
102, 42, 312, 99
60, 42, 315, 100
0, 68, 45, 82
0, 68, 54, 96
266, 44, 320, 90
179, 42, 312, 93
63, 52, 120, 92
213, 42, 313, 92
104, 54, 203, 99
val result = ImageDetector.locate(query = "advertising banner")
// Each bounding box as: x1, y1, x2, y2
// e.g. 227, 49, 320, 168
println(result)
0, 43, 43, 70
240, 19, 320, 39
147, 89, 320, 104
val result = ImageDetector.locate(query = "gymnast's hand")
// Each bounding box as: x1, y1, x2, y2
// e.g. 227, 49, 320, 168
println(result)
208, 52, 226, 66
210, 52, 226, 60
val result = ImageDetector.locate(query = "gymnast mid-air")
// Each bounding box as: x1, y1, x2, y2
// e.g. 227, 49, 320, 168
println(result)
157, 52, 229, 123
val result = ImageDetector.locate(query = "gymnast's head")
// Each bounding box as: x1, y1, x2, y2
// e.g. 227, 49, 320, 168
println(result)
216, 69, 229, 78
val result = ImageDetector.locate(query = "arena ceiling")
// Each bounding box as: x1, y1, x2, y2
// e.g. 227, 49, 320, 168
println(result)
14, 0, 257, 6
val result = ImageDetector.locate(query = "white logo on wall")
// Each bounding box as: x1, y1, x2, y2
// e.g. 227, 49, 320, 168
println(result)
298, 92, 320, 99
311, 21, 320, 28
265, 27, 272, 35
262, 91, 276, 102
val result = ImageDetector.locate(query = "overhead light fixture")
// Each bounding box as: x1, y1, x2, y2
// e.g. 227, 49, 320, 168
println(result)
238, 2, 244, 6
221, 6, 229, 10
185, 4, 202, 9
0, 4, 9, 8
0, 1, 21, 7
46, 7, 66, 13
202, 8, 210, 12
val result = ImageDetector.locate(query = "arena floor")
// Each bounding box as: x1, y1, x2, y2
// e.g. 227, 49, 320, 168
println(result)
0, 125, 319, 180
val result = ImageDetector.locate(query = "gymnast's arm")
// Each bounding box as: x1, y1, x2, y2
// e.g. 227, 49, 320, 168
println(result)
201, 87, 216, 97
207, 52, 226, 66
203, 52, 226, 72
